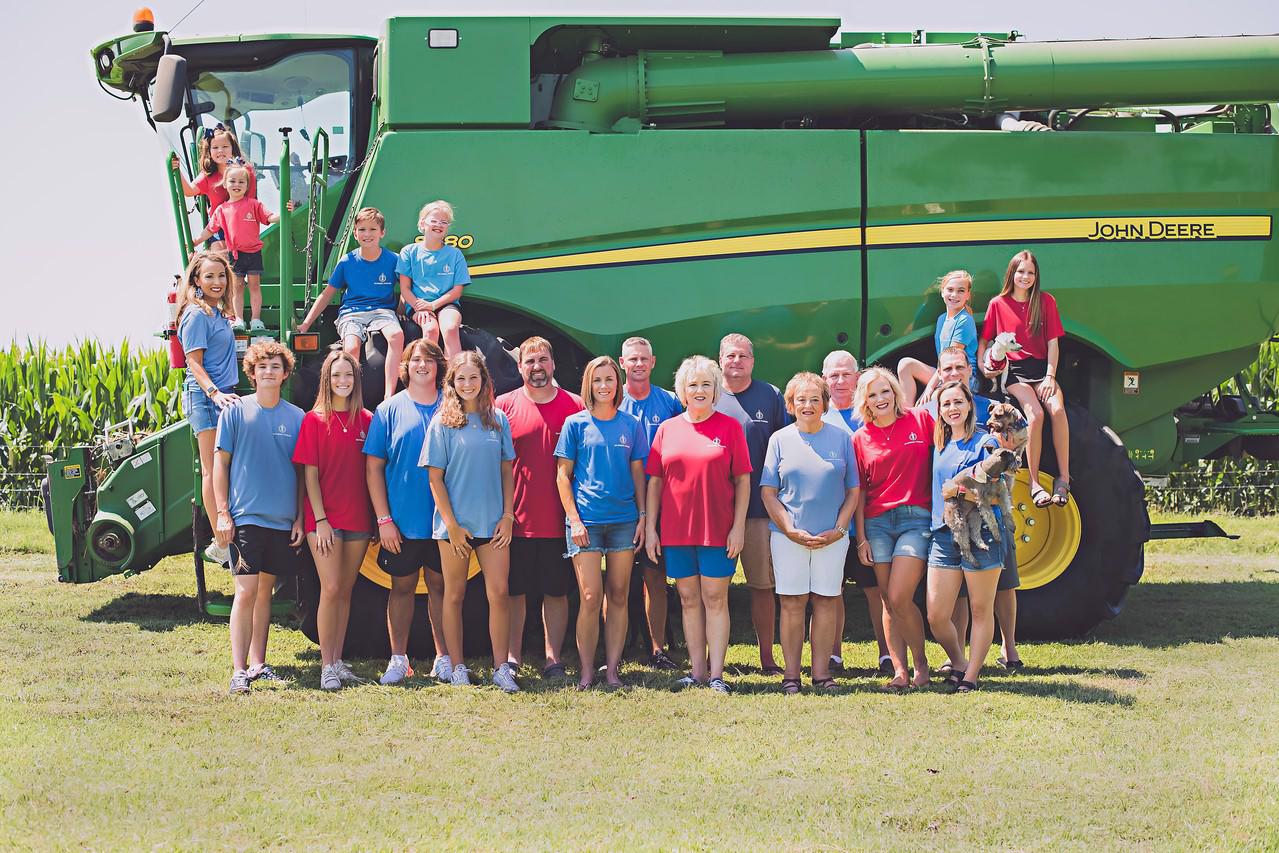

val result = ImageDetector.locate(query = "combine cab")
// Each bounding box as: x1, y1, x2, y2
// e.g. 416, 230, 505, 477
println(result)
58, 13, 1279, 644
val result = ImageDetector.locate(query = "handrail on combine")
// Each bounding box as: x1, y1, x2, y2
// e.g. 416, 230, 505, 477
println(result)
165, 153, 194, 266
277, 127, 295, 337
304, 127, 331, 299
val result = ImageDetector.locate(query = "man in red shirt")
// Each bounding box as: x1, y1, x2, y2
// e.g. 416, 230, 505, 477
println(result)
496, 337, 585, 679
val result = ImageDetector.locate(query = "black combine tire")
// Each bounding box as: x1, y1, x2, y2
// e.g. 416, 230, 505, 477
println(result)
360, 322, 522, 409
1016, 402, 1150, 639
296, 544, 493, 660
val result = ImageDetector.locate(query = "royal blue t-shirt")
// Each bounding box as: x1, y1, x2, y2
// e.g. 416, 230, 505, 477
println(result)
330, 248, 400, 315
396, 243, 471, 304
931, 427, 1001, 532
178, 307, 238, 392
760, 423, 859, 536
554, 409, 650, 526
822, 404, 863, 435
421, 411, 515, 539
363, 390, 440, 540
715, 380, 792, 518
936, 310, 979, 377
215, 395, 305, 531
619, 385, 683, 447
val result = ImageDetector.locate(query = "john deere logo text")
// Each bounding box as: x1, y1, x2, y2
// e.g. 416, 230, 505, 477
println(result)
1088, 219, 1219, 241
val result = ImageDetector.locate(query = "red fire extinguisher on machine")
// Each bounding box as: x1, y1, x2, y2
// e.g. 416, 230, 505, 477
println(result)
167, 275, 186, 369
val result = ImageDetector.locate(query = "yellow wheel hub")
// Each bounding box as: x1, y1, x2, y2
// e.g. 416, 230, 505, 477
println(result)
358, 542, 481, 594
1010, 471, 1081, 590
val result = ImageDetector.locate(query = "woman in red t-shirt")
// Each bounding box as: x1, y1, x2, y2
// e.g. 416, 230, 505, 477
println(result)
292, 351, 374, 690
644, 355, 751, 693
852, 367, 935, 689
979, 250, 1071, 508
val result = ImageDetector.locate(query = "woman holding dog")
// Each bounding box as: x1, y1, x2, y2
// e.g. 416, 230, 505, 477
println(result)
925, 381, 1006, 693
852, 367, 935, 689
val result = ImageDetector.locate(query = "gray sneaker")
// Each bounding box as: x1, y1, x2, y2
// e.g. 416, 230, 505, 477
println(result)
432, 655, 453, 682
379, 655, 412, 685
229, 670, 250, 694
450, 663, 472, 686
708, 677, 732, 694
492, 662, 521, 693
247, 664, 289, 684
320, 664, 342, 691
334, 660, 365, 685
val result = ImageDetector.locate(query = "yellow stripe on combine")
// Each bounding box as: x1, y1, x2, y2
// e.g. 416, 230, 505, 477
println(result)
469, 215, 1271, 277
469, 227, 862, 277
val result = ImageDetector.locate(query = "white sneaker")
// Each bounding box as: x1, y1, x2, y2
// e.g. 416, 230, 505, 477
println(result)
379, 655, 413, 685
334, 660, 365, 685
492, 662, 521, 693
449, 663, 471, 686
432, 655, 453, 682
320, 664, 341, 691
204, 540, 231, 567
228, 670, 250, 694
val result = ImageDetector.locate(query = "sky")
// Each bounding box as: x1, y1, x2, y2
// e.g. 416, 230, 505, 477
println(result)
4, 1, 1275, 349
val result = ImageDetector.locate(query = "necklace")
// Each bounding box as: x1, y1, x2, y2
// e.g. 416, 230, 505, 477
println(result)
873, 415, 902, 442
334, 410, 352, 433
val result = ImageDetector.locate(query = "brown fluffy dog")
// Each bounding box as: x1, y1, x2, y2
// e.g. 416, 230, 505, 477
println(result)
940, 403, 1029, 565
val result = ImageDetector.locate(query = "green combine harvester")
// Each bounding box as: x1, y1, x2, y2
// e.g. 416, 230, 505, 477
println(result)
54, 12, 1278, 648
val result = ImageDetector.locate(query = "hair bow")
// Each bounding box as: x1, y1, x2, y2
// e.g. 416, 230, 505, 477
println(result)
201, 122, 228, 140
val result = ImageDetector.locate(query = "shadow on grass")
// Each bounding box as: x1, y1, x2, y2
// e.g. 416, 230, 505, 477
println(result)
1091, 580, 1279, 647
84, 593, 207, 632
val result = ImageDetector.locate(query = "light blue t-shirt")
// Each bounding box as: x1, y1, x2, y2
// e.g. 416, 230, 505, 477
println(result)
935, 310, 979, 377
822, 403, 863, 435
619, 385, 683, 447
554, 409, 650, 525
931, 428, 1001, 532
924, 394, 993, 428
330, 247, 399, 315
760, 423, 859, 536
363, 390, 441, 540
178, 307, 238, 392
215, 395, 305, 530
421, 410, 515, 539
396, 243, 471, 304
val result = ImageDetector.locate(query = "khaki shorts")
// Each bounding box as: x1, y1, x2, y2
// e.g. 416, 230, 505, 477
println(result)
336, 308, 402, 343
741, 518, 775, 589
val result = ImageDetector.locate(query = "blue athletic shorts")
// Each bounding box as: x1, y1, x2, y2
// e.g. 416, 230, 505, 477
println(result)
663, 545, 736, 579
864, 504, 932, 565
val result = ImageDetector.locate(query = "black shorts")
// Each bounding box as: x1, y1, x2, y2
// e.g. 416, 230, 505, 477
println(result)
229, 524, 302, 577
508, 536, 573, 597
1006, 357, 1049, 386
636, 546, 666, 574
377, 537, 442, 577
231, 250, 264, 277
842, 543, 878, 588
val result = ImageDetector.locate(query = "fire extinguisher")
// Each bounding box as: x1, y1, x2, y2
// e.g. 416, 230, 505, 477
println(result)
167, 275, 187, 369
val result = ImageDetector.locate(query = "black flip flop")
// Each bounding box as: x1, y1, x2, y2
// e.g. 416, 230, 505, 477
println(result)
781, 678, 802, 695
954, 679, 978, 694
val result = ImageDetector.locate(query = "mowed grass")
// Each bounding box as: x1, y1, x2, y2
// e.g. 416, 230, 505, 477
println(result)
3, 512, 1278, 850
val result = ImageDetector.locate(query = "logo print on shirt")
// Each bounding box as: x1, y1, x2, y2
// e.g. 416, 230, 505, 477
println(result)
378, 274, 387, 283
442, 264, 452, 275
650, 414, 660, 423
618, 435, 629, 447
245, 213, 258, 222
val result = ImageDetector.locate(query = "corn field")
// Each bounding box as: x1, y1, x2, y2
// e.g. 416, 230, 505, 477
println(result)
0, 340, 183, 509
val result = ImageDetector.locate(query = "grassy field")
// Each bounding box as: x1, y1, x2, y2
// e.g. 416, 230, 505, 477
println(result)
2, 510, 1278, 851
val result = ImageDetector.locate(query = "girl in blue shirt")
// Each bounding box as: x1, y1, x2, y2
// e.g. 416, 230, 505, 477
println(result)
554, 356, 649, 689
397, 200, 470, 359
898, 270, 979, 406
423, 350, 518, 692
925, 381, 1007, 693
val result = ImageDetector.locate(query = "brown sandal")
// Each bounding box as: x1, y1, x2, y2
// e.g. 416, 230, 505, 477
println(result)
1051, 478, 1071, 507
811, 677, 839, 692
781, 678, 802, 695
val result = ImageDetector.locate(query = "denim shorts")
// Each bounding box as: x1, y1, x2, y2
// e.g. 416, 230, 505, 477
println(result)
565, 521, 637, 557
864, 504, 932, 565
929, 525, 1004, 572
183, 387, 225, 433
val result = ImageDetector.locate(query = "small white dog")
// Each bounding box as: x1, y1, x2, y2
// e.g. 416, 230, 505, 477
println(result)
983, 332, 1023, 396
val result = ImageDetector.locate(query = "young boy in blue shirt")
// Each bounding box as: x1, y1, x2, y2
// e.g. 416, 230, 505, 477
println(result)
298, 207, 405, 401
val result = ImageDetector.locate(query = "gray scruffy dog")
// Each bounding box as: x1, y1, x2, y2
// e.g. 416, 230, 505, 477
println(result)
941, 403, 1029, 565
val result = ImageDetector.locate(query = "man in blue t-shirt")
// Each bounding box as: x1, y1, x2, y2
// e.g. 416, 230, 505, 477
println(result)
297, 207, 405, 402
922, 343, 1023, 672
213, 341, 305, 695
716, 333, 791, 674
818, 349, 891, 675
618, 336, 684, 670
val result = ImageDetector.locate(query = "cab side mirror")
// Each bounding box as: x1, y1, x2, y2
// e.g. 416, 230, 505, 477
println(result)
151, 54, 187, 123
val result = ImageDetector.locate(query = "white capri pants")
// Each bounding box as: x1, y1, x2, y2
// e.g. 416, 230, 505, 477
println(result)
769, 531, 850, 597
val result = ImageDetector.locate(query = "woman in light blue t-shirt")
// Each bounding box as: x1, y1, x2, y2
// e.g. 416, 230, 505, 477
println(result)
554, 356, 649, 689
422, 351, 518, 693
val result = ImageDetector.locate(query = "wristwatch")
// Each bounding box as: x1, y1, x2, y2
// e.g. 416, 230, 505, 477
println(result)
204, 385, 217, 398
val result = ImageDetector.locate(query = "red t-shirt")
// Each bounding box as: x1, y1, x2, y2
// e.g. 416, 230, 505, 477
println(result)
644, 411, 752, 547
291, 408, 374, 534
496, 387, 585, 538
981, 292, 1064, 361
208, 197, 272, 256
853, 407, 935, 518
193, 163, 258, 210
